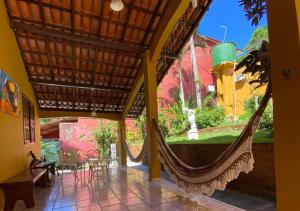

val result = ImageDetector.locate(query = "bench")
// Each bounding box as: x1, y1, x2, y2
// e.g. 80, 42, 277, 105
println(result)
0, 168, 48, 211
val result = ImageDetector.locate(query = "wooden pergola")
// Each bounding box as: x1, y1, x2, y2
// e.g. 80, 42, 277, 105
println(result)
4, 0, 211, 179
5, 0, 211, 119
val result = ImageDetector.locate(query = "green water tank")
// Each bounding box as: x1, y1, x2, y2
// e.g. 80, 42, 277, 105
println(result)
211, 42, 236, 67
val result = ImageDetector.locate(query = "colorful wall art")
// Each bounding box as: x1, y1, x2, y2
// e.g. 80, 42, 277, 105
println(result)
0, 69, 20, 116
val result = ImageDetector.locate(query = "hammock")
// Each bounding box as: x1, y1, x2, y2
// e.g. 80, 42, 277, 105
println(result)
122, 136, 148, 163
153, 84, 272, 195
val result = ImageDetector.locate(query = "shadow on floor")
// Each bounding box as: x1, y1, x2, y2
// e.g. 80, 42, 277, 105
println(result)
132, 164, 276, 211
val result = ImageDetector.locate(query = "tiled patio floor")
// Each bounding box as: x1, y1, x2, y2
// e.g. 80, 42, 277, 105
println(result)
13, 167, 242, 211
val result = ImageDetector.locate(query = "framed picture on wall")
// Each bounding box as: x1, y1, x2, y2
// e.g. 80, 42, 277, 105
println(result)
0, 69, 20, 116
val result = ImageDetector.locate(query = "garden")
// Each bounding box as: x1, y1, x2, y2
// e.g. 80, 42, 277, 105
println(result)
125, 94, 274, 146
126, 26, 273, 147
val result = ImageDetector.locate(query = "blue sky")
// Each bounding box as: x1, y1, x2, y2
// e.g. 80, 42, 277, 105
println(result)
197, 0, 268, 49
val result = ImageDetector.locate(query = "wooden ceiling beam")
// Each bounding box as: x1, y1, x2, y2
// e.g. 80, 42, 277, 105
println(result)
12, 20, 151, 47
28, 73, 135, 83
17, 34, 142, 57
23, 55, 139, 71
39, 109, 121, 121
10, 21, 146, 53
9, 9, 156, 34
30, 79, 130, 93
35, 91, 124, 100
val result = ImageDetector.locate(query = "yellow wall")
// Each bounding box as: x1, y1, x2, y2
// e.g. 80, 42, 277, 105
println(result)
213, 62, 266, 116
0, 0, 41, 208
235, 67, 266, 115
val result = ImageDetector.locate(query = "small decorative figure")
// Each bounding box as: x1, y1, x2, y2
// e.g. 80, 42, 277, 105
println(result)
186, 109, 199, 140
29, 151, 42, 168
187, 109, 197, 130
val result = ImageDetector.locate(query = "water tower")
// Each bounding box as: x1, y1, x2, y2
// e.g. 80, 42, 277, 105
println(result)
211, 42, 237, 115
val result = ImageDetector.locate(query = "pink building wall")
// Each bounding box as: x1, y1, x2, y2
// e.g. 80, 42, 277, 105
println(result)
59, 118, 100, 159
158, 36, 218, 107
59, 118, 99, 142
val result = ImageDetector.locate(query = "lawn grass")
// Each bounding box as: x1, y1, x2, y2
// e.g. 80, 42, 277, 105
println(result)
166, 129, 273, 145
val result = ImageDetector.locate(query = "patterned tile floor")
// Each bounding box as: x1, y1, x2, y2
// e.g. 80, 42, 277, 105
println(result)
13, 167, 242, 211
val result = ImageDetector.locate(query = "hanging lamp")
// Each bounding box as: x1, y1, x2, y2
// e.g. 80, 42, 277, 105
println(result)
110, 0, 124, 12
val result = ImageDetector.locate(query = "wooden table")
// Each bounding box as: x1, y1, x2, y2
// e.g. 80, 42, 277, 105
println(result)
0, 168, 48, 211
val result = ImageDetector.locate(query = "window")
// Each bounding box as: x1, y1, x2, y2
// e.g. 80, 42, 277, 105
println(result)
23, 95, 35, 144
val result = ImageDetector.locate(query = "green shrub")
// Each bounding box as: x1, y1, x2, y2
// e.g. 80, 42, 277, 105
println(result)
126, 129, 143, 144
93, 121, 117, 157
244, 96, 264, 114
134, 110, 146, 138
243, 96, 273, 132
239, 96, 263, 124
195, 106, 225, 129
166, 104, 189, 136
158, 112, 170, 137
259, 99, 273, 132
41, 141, 60, 164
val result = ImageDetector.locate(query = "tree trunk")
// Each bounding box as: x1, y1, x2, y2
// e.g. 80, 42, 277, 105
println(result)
178, 54, 185, 112
189, 35, 202, 109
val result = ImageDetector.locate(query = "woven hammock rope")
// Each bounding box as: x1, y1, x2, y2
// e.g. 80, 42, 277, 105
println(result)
153, 84, 272, 195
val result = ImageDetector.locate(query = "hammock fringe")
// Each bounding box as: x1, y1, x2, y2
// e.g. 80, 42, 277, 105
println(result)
158, 151, 254, 196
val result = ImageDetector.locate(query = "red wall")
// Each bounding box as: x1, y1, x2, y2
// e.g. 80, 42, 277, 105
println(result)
158, 37, 218, 107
